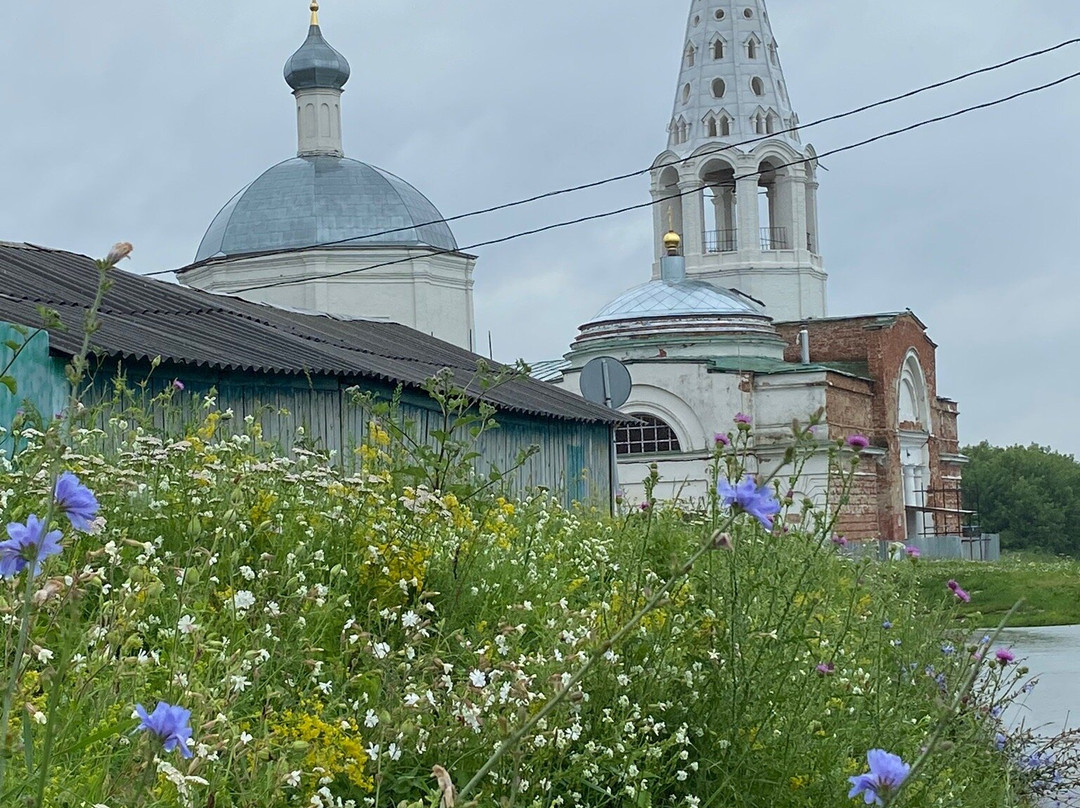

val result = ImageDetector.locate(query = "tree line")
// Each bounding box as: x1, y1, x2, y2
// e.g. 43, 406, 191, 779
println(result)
962, 441, 1080, 557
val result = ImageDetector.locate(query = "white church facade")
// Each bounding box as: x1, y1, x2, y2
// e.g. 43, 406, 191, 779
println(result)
551, 0, 967, 543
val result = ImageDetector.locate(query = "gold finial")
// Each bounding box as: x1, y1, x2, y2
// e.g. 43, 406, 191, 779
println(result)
310, 1, 320, 25
663, 229, 682, 256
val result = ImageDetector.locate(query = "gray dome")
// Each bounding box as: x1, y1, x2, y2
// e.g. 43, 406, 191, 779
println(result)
195, 156, 458, 263
284, 24, 350, 90
589, 279, 762, 324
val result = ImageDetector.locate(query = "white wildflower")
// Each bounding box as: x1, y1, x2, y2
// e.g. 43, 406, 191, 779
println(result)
177, 615, 198, 635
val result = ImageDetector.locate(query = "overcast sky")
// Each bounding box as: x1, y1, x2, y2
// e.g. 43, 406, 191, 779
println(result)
2, 1, 1079, 456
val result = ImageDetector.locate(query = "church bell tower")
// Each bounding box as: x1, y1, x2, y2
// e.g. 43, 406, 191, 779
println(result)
652, 0, 827, 322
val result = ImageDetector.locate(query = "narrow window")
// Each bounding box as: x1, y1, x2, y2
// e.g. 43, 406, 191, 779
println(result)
747, 39, 758, 59
685, 43, 696, 68
769, 41, 778, 65
682, 83, 692, 104
707, 117, 718, 138
712, 39, 725, 60
721, 116, 731, 136
751, 77, 765, 96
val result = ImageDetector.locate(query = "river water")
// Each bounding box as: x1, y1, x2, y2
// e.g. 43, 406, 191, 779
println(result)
999, 625, 1080, 734
998, 625, 1080, 806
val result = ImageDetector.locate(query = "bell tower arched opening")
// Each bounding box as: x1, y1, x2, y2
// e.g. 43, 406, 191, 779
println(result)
700, 158, 737, 254
757, 159, 792, 250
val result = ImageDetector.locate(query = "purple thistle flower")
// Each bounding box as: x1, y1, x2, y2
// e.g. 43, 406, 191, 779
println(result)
816, 662, 835, 676
714, 432, 730, 447
54, 472, 99, 532
717, 477, 781, 531
733, 412, 752, 425
831, 534, 849, 548
172, 379, 185, 392
995, 648, 1015, 665
846, 434, 870, 450
0, 516, 63, 578
848, 749, 910, 806
947, 579, 971, 603
905, 545, 921, 559
135, 701, 194, 758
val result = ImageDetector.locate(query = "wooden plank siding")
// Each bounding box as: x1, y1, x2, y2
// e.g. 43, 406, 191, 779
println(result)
3, 348, 612, 510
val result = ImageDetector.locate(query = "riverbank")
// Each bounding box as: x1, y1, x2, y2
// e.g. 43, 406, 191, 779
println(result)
916, 553, 1080, 627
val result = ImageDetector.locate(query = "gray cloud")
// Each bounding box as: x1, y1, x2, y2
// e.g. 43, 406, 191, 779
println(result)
1, 1, 1078, 454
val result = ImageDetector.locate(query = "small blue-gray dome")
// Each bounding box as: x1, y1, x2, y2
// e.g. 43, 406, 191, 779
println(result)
589, 279, 762, 324
195, 156, 458, 263
284, 24, 351, 91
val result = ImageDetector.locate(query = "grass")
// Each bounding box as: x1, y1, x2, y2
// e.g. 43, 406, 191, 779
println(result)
915, 552, 1080, 627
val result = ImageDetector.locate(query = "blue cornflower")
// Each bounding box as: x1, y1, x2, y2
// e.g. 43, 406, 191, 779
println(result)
848, 749, 910, 805
135, 701, 193, 758
882, 620, 892, 630
717, 477, 781, 531
54, 472, 99, 532
941, 643, 955, 656
0, 516, 62, 578
995, 732, 1007, 751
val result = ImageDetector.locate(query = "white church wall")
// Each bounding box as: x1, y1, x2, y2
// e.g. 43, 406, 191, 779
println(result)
181, 249, 476, 350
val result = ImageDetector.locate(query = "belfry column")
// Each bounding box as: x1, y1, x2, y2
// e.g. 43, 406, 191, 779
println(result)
680, 177, 705, 260
735, 172, 759, 254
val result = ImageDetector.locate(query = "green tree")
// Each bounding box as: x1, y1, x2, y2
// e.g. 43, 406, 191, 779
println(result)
962, 441, 1080, 556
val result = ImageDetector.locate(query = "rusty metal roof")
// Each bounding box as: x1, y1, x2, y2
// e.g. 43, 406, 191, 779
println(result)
0, 243, 626, 425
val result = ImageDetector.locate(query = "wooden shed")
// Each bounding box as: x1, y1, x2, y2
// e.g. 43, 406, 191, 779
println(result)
0, 243, 625, 508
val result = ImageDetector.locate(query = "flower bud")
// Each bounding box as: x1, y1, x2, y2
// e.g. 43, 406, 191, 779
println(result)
104, 242, 133, 266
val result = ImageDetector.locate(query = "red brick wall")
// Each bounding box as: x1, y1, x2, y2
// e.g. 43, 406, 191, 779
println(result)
777, 315, 961, 541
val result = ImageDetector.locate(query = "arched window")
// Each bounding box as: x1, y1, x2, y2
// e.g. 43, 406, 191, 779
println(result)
616, 415, 682, 456
711, 78, 726, 98
685, 43, 697, 68
769, 41, 778, 65
751, 77, 765, 96
707, 117, 718, 138
712, 39, 725, 60
747, 39, 758, 59
898, 352, 931, 429
720, 116, 731, 136
682, 83, 692, 104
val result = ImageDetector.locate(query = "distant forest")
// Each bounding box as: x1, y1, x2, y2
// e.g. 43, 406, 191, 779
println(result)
962, 442, 1080, 557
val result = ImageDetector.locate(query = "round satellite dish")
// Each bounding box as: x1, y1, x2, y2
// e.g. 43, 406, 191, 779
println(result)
580, 356, 632, 409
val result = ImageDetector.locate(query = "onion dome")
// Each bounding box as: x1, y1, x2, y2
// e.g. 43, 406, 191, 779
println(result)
284, 4, 351, 91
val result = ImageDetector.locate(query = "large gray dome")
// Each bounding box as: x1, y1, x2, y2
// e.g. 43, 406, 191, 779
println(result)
195, 156, 459, 263
589, 279, 762, 324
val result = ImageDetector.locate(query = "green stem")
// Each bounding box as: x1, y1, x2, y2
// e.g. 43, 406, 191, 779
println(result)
882, 599, 1023, 807
0, 569, 36, 793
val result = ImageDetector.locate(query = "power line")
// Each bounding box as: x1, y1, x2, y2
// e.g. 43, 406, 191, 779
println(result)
227, 67, 1080, 295
142, 35, 1079, 278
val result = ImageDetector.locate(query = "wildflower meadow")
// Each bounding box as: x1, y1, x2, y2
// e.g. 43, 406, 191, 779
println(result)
0, 246, 1075, 807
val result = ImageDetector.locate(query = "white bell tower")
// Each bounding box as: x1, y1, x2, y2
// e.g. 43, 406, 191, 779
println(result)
651, 0, 827, 322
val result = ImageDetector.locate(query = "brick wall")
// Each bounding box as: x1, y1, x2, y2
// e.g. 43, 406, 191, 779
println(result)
777, 314, 961, 542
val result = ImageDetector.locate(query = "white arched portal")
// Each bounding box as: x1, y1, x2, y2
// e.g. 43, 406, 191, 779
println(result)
898, 351, 933, 539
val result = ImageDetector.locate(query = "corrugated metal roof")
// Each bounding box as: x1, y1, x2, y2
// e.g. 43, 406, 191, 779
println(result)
0, 243, 628, 425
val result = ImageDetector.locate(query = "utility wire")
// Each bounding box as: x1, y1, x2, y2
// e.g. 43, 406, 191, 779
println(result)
143, 36, 1079, 278
228, 67, 1080, 295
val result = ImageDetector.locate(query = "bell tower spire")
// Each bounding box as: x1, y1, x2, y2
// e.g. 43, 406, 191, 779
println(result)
650, 0, 827, 322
